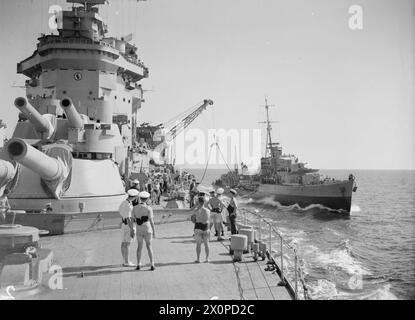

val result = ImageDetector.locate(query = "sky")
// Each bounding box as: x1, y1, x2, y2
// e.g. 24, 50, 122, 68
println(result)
0, 0, 414, 170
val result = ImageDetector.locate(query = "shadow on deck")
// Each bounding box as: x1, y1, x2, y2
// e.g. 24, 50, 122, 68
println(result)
26, 221, 292, 300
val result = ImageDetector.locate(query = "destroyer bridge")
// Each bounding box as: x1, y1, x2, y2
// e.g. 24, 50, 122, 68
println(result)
17, 218, 293, 300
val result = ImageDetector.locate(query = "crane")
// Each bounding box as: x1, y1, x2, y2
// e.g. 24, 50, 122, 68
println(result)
165, 99, 213, 143
146, 99, 213, 157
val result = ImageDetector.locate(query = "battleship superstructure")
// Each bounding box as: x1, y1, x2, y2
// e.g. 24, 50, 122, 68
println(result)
0, 0, 148, 229
216, 99, 357, 213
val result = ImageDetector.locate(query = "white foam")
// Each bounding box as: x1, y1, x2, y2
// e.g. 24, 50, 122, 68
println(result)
355, 284, 399, 300
250, 196, 346, 213
309, 279, 338, 300
315, 248, 371, 276
351, 204, 361, 213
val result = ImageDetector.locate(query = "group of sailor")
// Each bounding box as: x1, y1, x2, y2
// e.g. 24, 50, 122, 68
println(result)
118, 184, 239, 269
190, 188, 239, 263
196, 187, 239, 240
118, 189, 156, 271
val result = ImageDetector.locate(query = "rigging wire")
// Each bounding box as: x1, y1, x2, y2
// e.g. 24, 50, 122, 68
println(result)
217, 143, 233, 173
199, 143, 215, 185
199, 141, 233, 185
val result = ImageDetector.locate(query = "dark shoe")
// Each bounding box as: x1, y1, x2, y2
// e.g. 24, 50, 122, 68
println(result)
150, 265, 155, 271
135, 265, 140, 270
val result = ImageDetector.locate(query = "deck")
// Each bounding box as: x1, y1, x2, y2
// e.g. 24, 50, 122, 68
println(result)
26, 220, 292, 300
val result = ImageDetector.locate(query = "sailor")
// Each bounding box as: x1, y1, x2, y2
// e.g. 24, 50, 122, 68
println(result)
130, 179, 140, 191
0, 189, 11, 224
118, 189, 138, 267
194, 196, 211, 263
152, 177, 161, 205
189, 179, 198, 208
208, 188, 225, 240
227, 189, 239, 235
208, 190, 216, 234
216, 188, 227, 237
133, 191, 156, 271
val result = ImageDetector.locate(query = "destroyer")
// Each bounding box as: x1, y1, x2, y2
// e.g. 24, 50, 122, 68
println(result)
215, 99, 357, 213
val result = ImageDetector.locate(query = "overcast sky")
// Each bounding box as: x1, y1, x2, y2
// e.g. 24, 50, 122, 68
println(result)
0, 0, 414, 170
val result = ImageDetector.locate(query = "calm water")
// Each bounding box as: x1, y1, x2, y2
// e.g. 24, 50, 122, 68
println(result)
187, 168, 415, 300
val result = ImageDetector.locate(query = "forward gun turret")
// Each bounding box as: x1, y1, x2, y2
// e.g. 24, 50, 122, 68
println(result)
14, 97, 54, 139
61, 98, 85, 129
0, 160, 16, 190
6, 138, 67, 182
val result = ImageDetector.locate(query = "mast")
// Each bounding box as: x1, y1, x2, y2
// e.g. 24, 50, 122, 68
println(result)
259, 98, 276, 158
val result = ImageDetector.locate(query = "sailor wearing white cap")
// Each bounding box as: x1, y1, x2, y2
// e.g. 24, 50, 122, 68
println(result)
132, 190, 156, 271
118, 189, 139, 267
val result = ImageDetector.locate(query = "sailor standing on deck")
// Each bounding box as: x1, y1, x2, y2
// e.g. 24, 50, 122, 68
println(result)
133, 191, 156, 271
118, 189, 139, 267
194, 196, 211, 263
0, 189, 11, 224
228, 189, 239, 235
208, 189, 225, 240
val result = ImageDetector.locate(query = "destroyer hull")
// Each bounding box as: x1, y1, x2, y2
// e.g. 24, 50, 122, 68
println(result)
252, 180, 354, 212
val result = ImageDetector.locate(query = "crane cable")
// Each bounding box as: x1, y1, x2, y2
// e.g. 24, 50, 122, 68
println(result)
199, 140, 233, 185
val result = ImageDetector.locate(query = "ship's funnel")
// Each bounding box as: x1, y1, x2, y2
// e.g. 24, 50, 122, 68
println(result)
61, 98, 84, 129
14, 97, 54, 139
7, 138, 66, 181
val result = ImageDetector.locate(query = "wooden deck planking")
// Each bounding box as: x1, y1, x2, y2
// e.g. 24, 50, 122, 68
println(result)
24, 221, 291, 300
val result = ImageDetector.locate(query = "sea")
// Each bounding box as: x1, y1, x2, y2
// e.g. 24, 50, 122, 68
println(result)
185, 168, 415, 300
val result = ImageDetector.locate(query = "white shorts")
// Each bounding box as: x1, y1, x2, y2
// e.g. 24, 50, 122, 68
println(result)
121, 224, 135, 243
212, 212, 223, 223
194, 229, 210, 242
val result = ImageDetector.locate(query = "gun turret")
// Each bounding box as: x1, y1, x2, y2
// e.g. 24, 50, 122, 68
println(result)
14, 97, 54, 139
6, 138, 66, 181
61, 98, 84, 129
0, 159, 16, 189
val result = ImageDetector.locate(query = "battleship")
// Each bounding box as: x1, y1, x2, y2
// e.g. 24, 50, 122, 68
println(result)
215, 99, 357, 213
0, 0, 303, 301
0, 0, 212, 234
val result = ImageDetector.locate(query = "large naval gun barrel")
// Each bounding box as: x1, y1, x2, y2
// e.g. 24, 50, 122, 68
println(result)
14, 97, 54, 138
60, 98, 84, 129
0, 159, 16, 188
6, 138, 66, 181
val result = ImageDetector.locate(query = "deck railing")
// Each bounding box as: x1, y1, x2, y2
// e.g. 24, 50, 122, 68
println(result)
237, 208, 311, 300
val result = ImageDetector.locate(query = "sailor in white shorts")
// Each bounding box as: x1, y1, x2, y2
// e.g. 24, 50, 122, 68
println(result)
133, 191, 156, 271
118, 189, 138, 267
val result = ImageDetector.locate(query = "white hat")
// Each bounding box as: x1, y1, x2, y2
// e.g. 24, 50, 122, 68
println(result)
132, 179, 140, 184
127, 189, 139, 197
216, 188, 224, 195
139, 191, 150, 198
